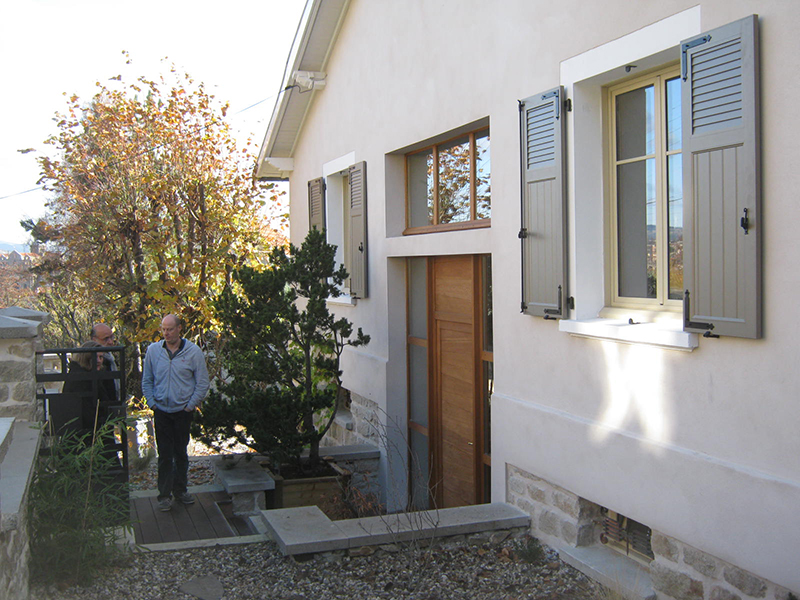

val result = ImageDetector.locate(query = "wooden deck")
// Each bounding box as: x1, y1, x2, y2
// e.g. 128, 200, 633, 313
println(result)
130, 489, 257, 545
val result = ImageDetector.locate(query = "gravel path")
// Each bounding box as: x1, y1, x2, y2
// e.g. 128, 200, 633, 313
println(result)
33, 443, 603, 600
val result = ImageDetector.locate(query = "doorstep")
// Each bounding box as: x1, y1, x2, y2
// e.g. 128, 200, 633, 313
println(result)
254, 502, 530, 556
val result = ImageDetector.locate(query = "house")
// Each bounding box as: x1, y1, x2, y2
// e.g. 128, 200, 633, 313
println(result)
256, 1, 800, 598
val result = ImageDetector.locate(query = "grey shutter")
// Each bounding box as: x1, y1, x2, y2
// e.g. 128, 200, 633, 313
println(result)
519, 86, 568, 318
308, 177, 326, 231
348, 161, 368, 299
682, 15, 761, 338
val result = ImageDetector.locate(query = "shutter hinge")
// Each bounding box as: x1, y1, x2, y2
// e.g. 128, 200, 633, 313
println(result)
518, 99, 524, 112
568, 296, 574, 310
564, 98, 572, 112
683, 290, 719, 338
518, 228, 528, 239
543, 285, 564, 320
681, 34, 712, 80
521, 301, 526, 313
542, 89, 560, 120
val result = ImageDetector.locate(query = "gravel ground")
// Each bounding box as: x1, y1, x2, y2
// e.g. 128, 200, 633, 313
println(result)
33, 442, 603, 600
32, 536, 602, 600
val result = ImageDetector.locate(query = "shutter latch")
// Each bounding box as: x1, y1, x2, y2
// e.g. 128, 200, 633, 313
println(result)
518, 228, 528, 239
740, 208, 750, 235
543, 285, 564, 320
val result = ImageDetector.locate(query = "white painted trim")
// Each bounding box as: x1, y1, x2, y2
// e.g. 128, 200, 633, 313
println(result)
559, 316, 698, 351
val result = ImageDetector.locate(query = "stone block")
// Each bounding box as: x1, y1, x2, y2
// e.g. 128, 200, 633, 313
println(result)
11, 382, 34, 403
723, 566, 768, 598
7, 343, 33, 359
684, 546, 718, 577
710, 587, 742, 600
526, 482, 546, 503
0, 385, 8, 403
651, 562, 704, 600
652, 531, 680, 563
561, 520, 578, 545
553, 490, 581, 519
0, 362, 30, 383
507, 476, 525, 496
538, 510, 559, 537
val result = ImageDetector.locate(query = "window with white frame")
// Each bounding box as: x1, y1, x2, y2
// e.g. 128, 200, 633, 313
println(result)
308, 158, 368, 299
520, 13, 762, 341
609, 66, 683, 308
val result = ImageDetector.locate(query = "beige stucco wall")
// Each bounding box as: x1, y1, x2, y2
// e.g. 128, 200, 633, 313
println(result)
283, 0, 800, 592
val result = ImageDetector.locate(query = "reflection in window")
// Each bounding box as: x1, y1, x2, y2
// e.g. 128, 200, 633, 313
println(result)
406, 128, 490, 231
611, 69, 682, 306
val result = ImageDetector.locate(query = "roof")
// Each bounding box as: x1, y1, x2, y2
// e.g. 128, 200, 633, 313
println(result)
255, 0, 351, 180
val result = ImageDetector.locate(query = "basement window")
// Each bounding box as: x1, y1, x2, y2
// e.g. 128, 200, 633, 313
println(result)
600, 508, 654, 565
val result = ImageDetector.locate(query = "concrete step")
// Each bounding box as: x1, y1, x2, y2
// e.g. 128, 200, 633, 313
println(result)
256, 502, 530, 556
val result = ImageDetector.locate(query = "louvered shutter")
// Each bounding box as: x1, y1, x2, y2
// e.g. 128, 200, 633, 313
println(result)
308, 177, 326, 231
348, 161, 368, 299
682, 15, 761, 339
519, 86, 568, 318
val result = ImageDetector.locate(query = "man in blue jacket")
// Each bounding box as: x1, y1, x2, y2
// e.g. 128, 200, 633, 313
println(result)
142, 314, 210, 512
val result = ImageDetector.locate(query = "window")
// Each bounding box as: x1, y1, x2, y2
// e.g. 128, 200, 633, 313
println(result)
522, 14, 761, 341
308, 159, 368, 298
406, 128, 490, 233
609, 67, 682, 308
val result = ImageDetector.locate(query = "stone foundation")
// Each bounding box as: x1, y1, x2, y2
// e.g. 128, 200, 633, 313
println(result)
505, 463, 601, 548
651, 532, 797, 600
0, 512, 30, 600
323, 391, 381, 448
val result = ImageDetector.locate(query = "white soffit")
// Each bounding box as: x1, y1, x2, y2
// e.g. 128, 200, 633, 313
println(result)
256, 0, 351, 180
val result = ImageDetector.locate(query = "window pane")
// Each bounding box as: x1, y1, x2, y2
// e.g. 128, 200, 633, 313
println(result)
437, 136, 471, 223
617, 158, 657, 298
666, 77, 682, 152
409, 428, 430, 511
408, 149, 434, 227
482, 255, 493, 353
476, 130, 491, 219
667, 153, 683, 300
483, 360, 493, 453
616, 85, 655, 160
408, 257, 427, 339
408, 344, 428, 427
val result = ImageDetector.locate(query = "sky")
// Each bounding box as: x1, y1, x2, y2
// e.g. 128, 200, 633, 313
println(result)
0, 0, 306, 248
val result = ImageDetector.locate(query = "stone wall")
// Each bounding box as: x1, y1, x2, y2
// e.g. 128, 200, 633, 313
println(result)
323, 391, 381, 448
505, 464, 601, 548
0, 497, 30, 600
0, 308, 48, 421
651, 532, 797, 600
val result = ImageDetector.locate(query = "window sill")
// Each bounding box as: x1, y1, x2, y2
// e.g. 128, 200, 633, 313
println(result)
327, 294, 356, 307
559, 312, 698, 351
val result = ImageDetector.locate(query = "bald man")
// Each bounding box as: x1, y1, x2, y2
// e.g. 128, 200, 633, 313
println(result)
141, 315, 210, 512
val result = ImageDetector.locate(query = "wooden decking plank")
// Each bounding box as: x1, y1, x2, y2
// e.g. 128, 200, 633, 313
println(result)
196, 492, 236, 538
184, 498, 219, 540
132, 496, 162, 544
170, 500, 200, 541
130, 501, 144, 543
150, 496, 182, 543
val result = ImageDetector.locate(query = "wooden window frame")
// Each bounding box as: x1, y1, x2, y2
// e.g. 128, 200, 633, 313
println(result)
607, 65, 682, 311
404, 128, 491, 235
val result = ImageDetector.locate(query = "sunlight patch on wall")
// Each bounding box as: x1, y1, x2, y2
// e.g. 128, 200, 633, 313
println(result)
592, 340, 671, 449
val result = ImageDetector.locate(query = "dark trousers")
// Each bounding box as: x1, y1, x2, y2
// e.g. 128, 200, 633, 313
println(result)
153, 408, 193, 500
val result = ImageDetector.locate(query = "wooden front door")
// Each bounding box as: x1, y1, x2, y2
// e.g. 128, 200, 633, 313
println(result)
430, 255, 480, 508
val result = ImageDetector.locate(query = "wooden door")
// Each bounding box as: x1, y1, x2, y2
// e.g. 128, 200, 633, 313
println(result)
430, 255, 480, 508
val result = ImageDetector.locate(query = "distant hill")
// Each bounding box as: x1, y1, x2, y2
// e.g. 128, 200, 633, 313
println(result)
0, 242, 28, 253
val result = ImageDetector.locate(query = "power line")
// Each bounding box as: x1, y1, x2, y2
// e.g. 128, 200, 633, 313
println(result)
0, 89, 284, 203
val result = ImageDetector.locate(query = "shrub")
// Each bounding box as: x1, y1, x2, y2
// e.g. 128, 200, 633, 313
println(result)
27, 418, 132, 585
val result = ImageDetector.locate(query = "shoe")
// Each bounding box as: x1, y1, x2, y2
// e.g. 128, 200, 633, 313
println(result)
157, 497, 172, 512
175, 492, 195, 505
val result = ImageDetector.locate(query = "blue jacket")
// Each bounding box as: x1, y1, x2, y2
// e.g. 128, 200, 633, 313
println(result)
141, 339, 210, 413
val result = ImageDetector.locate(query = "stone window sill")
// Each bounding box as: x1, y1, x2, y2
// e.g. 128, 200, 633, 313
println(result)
559, 311, 698, 351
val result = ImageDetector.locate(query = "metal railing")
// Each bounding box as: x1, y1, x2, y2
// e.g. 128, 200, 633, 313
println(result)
35, 346, 129, 483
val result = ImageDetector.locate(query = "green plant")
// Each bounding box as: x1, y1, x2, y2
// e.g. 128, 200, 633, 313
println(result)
194, 228, 369, 473
514, 535, 546, 564
28, 418, 132, 586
